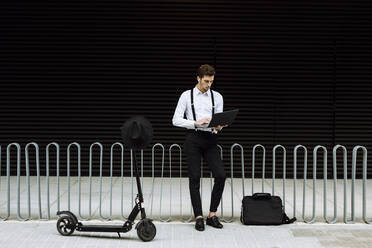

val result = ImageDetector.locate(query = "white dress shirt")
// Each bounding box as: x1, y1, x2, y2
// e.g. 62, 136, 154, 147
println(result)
172, 86, 224, 133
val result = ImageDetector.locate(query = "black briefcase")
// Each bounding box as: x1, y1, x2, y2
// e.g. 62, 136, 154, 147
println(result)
240, 193, 296, 225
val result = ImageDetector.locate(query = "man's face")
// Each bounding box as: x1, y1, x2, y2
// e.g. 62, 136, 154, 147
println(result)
197, 75, 214, 92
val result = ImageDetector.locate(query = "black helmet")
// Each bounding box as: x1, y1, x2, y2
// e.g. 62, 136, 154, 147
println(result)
120, 116, 153, 150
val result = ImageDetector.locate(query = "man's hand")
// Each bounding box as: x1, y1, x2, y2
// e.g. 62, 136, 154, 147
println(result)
212, 124, 228, 131
194, 118, 211, 127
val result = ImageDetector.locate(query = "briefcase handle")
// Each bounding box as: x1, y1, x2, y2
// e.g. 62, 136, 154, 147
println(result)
252, 193, 271, 200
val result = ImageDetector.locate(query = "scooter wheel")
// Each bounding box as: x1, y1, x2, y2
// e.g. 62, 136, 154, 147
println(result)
137, 221, 156, 242
57, 216, 75, 236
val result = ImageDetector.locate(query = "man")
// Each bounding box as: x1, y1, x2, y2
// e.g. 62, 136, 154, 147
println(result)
172, 64, 227, 231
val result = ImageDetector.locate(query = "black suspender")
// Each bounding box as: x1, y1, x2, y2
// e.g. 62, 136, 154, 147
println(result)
190, 88, 197, 122
211, 90, 215, 116
190, 88, 215, 122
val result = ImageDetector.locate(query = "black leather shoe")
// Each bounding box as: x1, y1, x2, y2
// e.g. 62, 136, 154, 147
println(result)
206, 215, 223, 228
195, 218, 205, 231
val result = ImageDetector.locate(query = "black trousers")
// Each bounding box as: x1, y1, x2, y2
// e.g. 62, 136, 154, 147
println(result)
184, 130, 226, 217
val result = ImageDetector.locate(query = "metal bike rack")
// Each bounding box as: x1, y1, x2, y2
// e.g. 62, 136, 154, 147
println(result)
334, 145, 351, 224
2, 144, 20, 221
159, 145, 173, 222
46, 142, 60, 220
110, 142, 125, 219
223, 143, 242, 223
90, 142, 111, 220
324, 145, 337, 224
350, 146, 371, 224
272, 145, 286, 210
219, 144, 232, 223
25, 142, 42, 220
302, 146, 316, 224
293, 145, 307, 220
16, 142, 30, 221
67, 142, 82, 218
333, 145, 348, 224
0, 145, 5, 221
150, 143, 165, 219
303, 145, 327, 224
323, 145, 347, 224
252, 144, 266, 194
171, 144, 193, 223
110, 142, 124, 219
1, 141, 371, 224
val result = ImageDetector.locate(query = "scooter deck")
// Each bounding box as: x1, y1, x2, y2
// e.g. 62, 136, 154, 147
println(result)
78, 225, 126, 232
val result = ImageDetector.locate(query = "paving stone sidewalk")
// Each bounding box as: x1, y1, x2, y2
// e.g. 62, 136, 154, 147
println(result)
1, 221, 372, 248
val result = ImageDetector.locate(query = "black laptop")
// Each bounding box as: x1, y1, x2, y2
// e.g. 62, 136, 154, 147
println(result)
207, 109, 239, 128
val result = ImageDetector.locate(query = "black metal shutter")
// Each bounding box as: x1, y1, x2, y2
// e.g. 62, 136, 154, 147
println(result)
1, 1, 371, 178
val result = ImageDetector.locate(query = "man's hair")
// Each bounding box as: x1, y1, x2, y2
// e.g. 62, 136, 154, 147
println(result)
196, 64, 216, 78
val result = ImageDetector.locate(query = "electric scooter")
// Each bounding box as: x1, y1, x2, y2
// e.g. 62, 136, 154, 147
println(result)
56, 148, 156, 242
